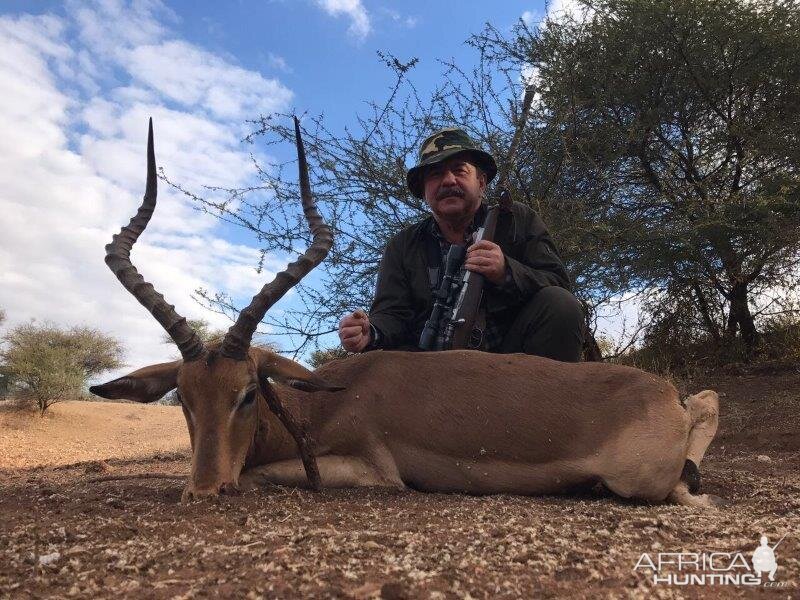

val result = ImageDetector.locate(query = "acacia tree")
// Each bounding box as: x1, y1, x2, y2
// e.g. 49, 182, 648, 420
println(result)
161, 318, 225, 349
478, 0, 800, 355
0, 309, 9, 397
1, 322, 124, 415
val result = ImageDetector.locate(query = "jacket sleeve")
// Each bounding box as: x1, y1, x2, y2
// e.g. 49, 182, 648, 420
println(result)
488, 206, 571, 310
366, 234, 416, 349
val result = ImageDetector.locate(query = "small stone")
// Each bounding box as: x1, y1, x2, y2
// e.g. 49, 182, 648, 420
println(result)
757, 455, 771, 463
65, 545, 87, 556
38, 552, 61, 566
105, 497, 124, 509
84, 461, 111, 474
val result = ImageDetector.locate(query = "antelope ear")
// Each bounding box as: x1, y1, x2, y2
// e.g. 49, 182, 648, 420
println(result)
89, 361, 181, 403
254, 349, 345, 393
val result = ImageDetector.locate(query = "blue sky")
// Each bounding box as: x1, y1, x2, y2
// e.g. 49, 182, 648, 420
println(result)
0, 0, 576, 374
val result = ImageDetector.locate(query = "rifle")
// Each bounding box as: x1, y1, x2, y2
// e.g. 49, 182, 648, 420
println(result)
418, 244, 467, 350
433, 85, 537, 350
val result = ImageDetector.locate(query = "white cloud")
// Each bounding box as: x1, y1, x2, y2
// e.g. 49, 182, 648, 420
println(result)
267, 52, 292, 73
380, 7, 417, 29
521, 10, 539, 26
545, 0, 592, 23
0, 3, 296, 380
68, 0, 171, 60
315, 0, 371, 40
519, 1, 591, 101
127, 41, 292, 120
520, 0, 590, 32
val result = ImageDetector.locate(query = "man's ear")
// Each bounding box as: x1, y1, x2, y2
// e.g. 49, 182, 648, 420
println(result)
478, 168, 487, 193
89, 361, 181, 403
254, 349, 345, 393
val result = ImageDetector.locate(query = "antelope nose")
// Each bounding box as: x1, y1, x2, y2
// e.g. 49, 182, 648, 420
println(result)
181, 485, 222, 502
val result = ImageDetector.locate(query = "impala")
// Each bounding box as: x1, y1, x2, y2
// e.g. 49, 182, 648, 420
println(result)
91, 119, 721, 508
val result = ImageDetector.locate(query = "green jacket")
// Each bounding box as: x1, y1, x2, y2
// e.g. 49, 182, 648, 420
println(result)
368, 201, 571, 350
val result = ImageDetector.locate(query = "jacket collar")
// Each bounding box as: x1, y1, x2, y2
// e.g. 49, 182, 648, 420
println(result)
426, 202, 489, 243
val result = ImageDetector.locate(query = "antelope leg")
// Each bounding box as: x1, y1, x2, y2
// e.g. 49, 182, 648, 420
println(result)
241, 456, 406, 490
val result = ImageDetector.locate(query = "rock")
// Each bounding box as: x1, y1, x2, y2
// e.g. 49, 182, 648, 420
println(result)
84, 461, 111, 474
757, 455, 772, 463
38, 552, 61, 566
65, 545, 87, 556
105, 497, 124, 509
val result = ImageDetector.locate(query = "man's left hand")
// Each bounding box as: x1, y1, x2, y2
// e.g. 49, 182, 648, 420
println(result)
464, 240, 506, 285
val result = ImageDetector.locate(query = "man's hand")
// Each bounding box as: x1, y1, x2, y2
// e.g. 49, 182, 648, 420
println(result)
338, 309, 372, 352
465, 240, 506, 285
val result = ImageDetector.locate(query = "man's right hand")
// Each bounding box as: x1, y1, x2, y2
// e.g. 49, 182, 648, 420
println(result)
338, 309, 372, 352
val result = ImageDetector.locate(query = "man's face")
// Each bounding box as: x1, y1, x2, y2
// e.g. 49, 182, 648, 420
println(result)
422, 155, 486, 223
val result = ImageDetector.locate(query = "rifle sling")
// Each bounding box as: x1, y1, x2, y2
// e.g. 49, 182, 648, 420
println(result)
424, 232, 441, 292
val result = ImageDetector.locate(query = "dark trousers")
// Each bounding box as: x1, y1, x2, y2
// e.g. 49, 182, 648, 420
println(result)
498, 287, 584, 362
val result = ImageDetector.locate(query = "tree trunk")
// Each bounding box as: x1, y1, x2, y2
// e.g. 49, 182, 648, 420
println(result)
582, 332, 603, 362
690, 283, 722, 344
729, 282, 759, 355
580, 303, 603, 362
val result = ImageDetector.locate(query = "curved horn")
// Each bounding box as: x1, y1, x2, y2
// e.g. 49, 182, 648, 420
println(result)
220, 116, 333, 360
104, 118, 205, 361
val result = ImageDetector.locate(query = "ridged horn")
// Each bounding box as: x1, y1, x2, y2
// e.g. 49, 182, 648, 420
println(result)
104, 118, 205, 361
220, 116, 333, 360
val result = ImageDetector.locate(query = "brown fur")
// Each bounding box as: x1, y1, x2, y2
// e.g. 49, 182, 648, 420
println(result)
93, 348, 721, 506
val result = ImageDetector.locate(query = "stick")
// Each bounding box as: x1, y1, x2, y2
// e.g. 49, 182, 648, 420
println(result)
771, 533, 788, 550
86, 473, 185, 483
260, 384, 322, 491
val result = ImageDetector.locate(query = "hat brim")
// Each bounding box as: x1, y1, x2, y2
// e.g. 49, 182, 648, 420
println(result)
406, 149, 497, 199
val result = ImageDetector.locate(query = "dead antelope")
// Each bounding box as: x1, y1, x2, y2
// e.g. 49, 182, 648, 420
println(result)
91, 119, 721, 508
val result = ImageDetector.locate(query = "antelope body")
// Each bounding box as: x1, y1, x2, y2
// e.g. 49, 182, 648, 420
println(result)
91, 120, 720, 507
247, 351, 719, 504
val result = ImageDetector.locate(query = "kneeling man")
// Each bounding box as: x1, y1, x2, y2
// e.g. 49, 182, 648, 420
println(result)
339, 127, 584, 361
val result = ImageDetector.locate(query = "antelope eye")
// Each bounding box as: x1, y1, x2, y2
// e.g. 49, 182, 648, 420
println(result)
240, 389, 257, 408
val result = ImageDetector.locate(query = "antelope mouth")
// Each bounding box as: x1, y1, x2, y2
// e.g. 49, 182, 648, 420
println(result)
181, 481, 242, 503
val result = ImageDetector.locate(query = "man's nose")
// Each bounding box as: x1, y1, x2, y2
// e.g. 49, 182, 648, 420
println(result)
440, 168, 457, 185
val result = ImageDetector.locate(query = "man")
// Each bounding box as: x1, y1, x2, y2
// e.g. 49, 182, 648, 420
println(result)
338, 127, 584, 361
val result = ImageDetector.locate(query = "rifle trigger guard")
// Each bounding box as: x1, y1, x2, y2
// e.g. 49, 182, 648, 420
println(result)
468, 327, 484, 350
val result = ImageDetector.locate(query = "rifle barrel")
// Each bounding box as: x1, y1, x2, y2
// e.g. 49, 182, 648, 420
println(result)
495, 85, 536, 193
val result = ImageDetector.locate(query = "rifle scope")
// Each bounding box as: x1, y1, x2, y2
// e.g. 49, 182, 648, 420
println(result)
418, 244, 466, 350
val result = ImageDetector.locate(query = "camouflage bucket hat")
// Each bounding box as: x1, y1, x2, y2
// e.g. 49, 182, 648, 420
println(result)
406, 128, 497, 199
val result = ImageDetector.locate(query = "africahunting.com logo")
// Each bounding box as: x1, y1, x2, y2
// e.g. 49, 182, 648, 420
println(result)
633, 534, 792, 587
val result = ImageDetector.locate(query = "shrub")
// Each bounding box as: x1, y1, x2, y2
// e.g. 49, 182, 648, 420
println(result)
308, 346, 350, 369
1, 321, 124, 415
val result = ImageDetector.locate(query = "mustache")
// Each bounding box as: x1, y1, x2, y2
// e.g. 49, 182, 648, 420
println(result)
436, 186, 465, 201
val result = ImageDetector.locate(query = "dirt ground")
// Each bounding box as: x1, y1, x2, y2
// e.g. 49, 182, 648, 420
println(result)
0, 401, 189, 469
1, 371, 799, 599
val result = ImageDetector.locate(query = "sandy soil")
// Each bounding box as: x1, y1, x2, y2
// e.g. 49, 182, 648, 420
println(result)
1, 372, 799, 599
0, 400, 188, 469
